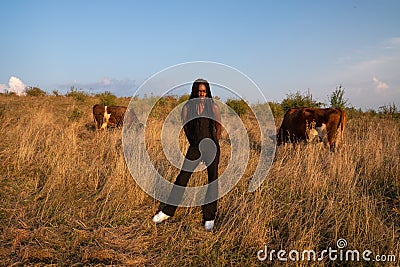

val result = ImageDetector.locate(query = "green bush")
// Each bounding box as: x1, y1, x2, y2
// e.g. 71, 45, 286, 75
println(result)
52, 90, 60, 96
379, 103, 399, 119
26, 86, 47, 96
329, 85, 349, 109
346, 107, 364, 120
178, 94, 190, 103
5, 91, 16, 96
66, 86, 88, 102
97, 91, 117, 106
68, 108, 83, 122
226, 99, 249, 117
281, 90, 324, 113
268, 101, 284, 118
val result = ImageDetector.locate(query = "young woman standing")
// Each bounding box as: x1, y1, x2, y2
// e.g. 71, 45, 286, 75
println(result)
152, 78, 221, 231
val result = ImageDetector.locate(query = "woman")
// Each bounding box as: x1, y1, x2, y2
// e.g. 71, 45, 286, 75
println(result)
152, 78, 221, 231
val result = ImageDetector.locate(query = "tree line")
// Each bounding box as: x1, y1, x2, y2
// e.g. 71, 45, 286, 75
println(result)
2, 85, 398, 119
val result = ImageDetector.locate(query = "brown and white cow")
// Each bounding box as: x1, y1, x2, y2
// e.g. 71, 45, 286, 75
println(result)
93, 104, 139, 129
277, 107, 346, 151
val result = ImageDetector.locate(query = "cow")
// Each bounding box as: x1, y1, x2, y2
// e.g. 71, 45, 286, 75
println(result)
277, 107, 346, 152
93, 104, 139, 130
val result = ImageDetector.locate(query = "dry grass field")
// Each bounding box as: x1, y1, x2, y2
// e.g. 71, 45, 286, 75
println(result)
0, 95, 399, 266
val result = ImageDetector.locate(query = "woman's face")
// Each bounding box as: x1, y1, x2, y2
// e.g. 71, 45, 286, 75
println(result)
197, 84, 207, 99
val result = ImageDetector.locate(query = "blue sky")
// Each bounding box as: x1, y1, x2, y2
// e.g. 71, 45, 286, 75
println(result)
1, 0, 399, 109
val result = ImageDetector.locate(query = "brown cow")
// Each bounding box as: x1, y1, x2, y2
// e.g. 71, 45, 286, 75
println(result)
93, 104, 139, 129
277, 107, 346, 151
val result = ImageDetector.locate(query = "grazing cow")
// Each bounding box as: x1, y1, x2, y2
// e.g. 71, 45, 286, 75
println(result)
277, 107, 346, 151
93, 104, 139, 129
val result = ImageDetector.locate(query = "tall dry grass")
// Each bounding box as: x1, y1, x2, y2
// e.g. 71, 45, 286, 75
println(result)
0, 95, 399, 266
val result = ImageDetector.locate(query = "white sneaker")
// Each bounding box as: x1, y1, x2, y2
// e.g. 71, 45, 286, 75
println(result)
152, 211, 170, 223
204, 220, 215, 231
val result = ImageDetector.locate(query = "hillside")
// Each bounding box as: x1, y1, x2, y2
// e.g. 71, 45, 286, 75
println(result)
0, 95, 399, 266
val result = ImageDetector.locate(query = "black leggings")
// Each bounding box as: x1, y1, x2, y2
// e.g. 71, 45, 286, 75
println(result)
162, 142, 220, 221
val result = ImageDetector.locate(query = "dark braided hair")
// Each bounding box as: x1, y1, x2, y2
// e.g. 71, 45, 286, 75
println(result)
189, 78, 213, 100
183, 79, 217, 144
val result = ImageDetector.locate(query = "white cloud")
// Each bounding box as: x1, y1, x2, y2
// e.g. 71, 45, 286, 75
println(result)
330, 37, 400, 109
340, 37, 400, 78
101, 77, 111, 86
372, 77, 389, 92
349, 57, 393, 74
1, 76, 27, 95
342, 78, 400, 110
9, 76, 27, 95
383, 37, 400, 50
0, 84, 7, 92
